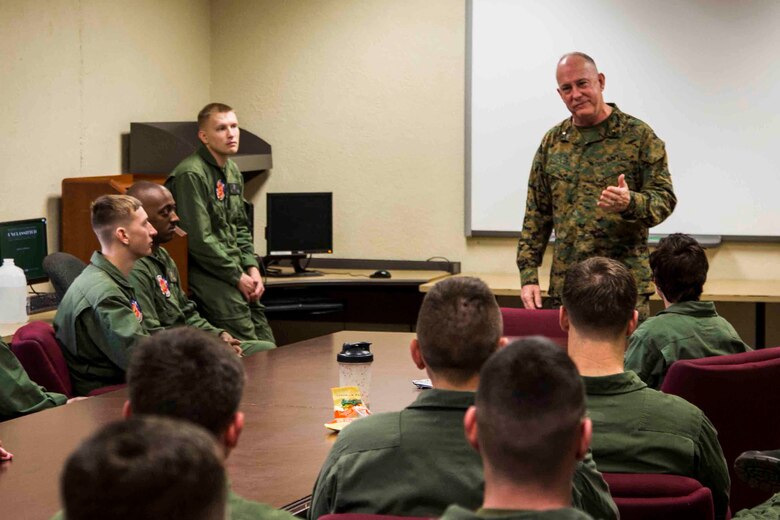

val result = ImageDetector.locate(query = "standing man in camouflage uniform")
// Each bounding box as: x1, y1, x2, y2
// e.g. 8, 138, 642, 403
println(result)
166, 103, 275, 345
517, 52, 676, 319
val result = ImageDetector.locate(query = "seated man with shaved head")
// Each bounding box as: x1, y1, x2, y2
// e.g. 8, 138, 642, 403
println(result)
126, 181, 273, 356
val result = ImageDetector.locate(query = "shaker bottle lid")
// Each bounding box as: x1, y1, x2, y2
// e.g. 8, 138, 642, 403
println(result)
337, 342, 374, 363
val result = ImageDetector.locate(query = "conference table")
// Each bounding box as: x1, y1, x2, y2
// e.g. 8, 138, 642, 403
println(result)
0, 330, 425, 519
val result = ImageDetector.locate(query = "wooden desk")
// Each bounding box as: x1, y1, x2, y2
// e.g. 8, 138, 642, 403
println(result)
420, 273, 780, 347
0, 330, 423, 518
263, 268, 450, 345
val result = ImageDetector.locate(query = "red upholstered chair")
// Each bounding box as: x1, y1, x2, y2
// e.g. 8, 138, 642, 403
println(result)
603, 473, 715, 520
319, 515, 431, 520
661, 347, 780, 513
500, 307, 565, 340
10, 321, 125, 398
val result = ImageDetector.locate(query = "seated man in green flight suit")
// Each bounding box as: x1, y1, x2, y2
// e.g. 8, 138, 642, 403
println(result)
52, 327, 295, 520
60, 416, 228, 520
309, 276, 617, 520
0, 338, 68, 422
561, 257, 731, 520
441, 337, 596, 520
125, 181, 273, 356
166, 103, 274, 345
54, 194, 157, 395
625, 233, 750, 389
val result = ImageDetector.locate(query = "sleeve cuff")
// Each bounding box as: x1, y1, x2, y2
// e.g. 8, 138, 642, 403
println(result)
520, 267, 540, 286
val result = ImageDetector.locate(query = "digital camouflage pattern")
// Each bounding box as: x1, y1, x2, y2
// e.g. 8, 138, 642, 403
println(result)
732, 492, 780, 519
516, 104, 676, 300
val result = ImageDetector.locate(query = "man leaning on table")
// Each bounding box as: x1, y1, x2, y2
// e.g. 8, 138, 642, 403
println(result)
165, 103, 274, 345
54, 194, 157, 395
309, 276, 617, 520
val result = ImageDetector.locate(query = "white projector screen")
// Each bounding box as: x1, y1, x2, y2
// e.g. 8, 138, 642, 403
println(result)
466, 0, 780, 238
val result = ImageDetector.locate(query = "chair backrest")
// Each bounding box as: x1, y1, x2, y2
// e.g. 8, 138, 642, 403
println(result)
661, 347, 780, 512
42, 252, 87, 301
603, 473, 715, 520
10, 321, 73, 397
500, 307, 565, 339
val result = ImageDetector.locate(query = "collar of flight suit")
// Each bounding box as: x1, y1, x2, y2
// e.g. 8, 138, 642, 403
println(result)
405, 388, 475, 411
89, 251, 134, 291
582, 370, 647, 396
657, 300, 718, 319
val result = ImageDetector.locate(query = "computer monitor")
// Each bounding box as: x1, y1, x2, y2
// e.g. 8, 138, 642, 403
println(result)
265, 192, 333, 277
0, 218, 49, 284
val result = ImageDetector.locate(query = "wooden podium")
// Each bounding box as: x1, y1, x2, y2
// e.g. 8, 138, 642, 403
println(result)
61, 174, 189, 292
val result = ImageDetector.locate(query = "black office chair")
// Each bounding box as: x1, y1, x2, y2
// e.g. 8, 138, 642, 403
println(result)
42, 252, 87, 301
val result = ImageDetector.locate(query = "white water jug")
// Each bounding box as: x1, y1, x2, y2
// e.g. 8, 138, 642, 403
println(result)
0, 258, 28, 324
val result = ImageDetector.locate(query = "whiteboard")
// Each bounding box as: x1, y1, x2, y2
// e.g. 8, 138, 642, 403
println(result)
467, 0, 780, 238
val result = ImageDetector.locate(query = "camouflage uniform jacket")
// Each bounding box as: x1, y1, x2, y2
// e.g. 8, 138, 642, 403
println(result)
516, 104, 676, 299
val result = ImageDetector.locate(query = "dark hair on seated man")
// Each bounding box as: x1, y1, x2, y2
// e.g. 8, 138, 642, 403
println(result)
454, 337, 591, 516
415, 276, 503, 385
562, 256, 637, 340
61, 416, 226, 520
126, 326, 244, 437
649, 233, 708, 303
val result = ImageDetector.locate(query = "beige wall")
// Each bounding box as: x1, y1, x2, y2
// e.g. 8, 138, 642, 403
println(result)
211, 0, 779, 344
2, 0, 778, 342
0, 0, 211, 250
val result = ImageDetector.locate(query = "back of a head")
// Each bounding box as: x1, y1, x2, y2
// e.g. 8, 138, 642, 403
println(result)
415, 276, 502, 384
61, 416, 226, 520
650, 233, 708, 303
127, 327, 245, 436
90, 194, 142, 246
562, 257, 637, 340
198, 102, 234, 129
476, 337, 586, 486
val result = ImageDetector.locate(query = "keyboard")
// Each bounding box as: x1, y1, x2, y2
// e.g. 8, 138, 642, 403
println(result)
28, 292, 60, 313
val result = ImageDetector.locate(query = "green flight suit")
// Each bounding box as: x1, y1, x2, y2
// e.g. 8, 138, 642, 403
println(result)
440, 505, 594, 520
584, 371, 730, 520
53, 251, 152, 396
733, 492, 780, 519
309, 389, 617, 520
516, 105, 676, 307
0, 339, 67, 421
52, 488, 296, 520
625, 300, 751, 389
228, 490, 297, 520
166, 146, 274, 345
129, 247, 273, 356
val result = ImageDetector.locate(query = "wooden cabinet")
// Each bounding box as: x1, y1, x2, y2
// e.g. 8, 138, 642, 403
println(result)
61, 174, 189, 292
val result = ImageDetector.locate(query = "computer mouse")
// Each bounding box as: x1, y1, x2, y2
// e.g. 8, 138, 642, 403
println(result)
370, 269, 392, 279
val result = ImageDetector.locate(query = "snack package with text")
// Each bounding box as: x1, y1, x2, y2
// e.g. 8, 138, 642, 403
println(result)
325, 386, 371, 432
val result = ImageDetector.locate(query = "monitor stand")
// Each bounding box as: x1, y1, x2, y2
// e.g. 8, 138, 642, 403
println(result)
264, 256, 324, 278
